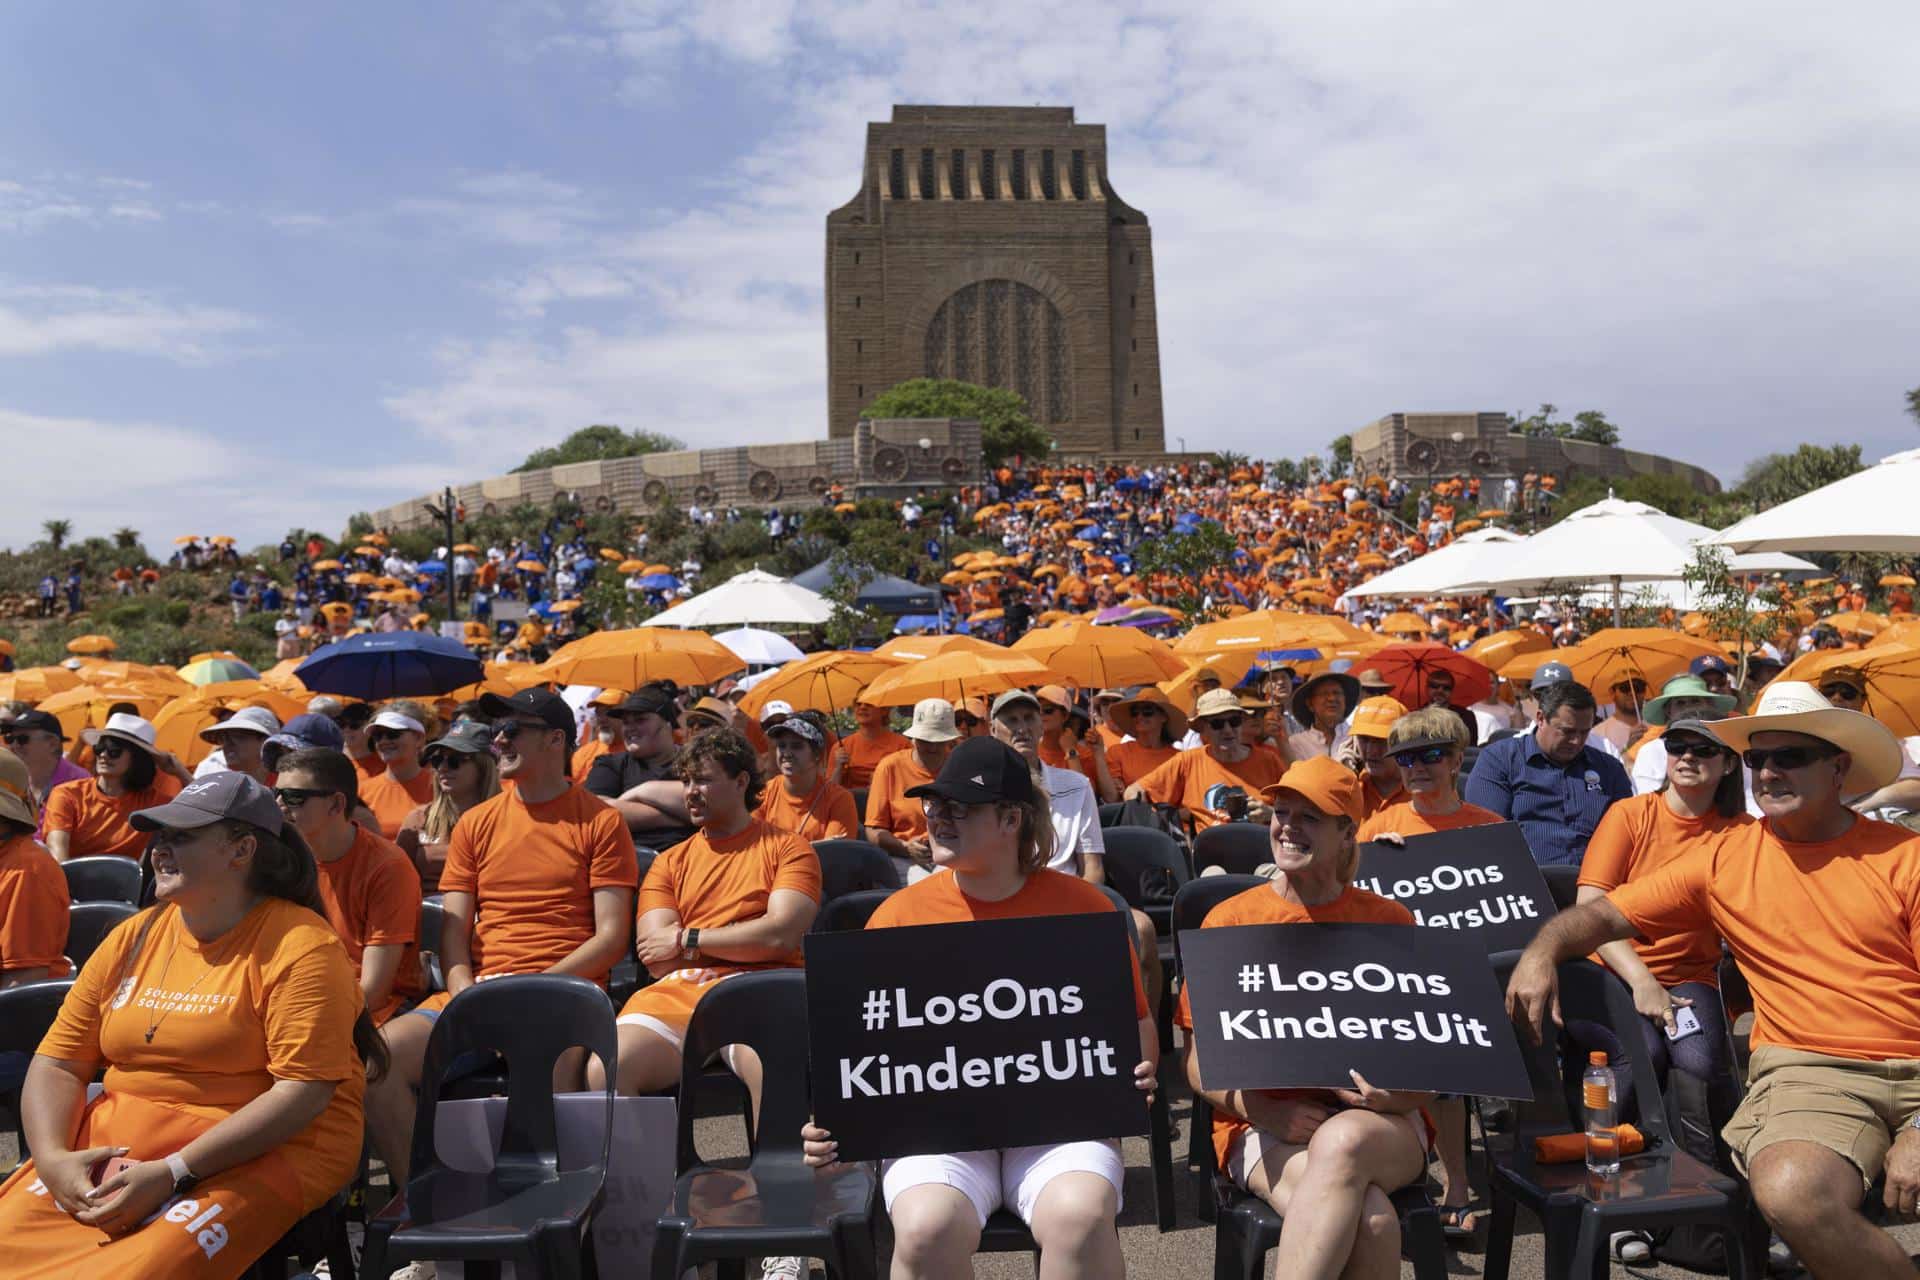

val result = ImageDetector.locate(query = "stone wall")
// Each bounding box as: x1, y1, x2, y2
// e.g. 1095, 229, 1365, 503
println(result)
1351, 412, 1721, 493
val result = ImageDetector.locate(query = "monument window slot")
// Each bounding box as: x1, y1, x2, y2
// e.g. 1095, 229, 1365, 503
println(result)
981, 149, 997, 198
920, 148, 935, 199
1040, 148, 1057, 199
1011, 149, 1027, 199
1070, 150, 1086, 198
889, 149, 904, 199
951, 150, 966, 199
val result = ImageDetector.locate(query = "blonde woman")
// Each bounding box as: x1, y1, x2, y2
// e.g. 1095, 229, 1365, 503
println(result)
396, 722, 499, 892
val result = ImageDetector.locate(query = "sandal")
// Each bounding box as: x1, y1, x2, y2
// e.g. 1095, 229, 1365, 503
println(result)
1438, 1204, 1484, 1245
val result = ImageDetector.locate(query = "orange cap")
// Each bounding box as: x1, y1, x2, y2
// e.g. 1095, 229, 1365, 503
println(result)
1034, 684, 1074, 711
1348, 695, 1409, 741
1261, 756, 1365, 824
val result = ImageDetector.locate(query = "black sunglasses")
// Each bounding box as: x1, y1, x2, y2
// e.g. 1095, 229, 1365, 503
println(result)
2, 733, 34, 747
426, 751, 475, 769
1741, 745, 1837, 772
95, 741, 131, 760
1819, 684, 1864, 701
1205, 716, 1247, 731
1665, 739, 1726, 761
273, 787, 335, 808
1392, 746, 1450, 766
493, 720, 550, 741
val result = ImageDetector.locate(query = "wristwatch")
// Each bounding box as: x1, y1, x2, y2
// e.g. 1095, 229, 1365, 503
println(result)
1907, 1111, 1920, 1134
681, 928, 701, 961
166, 1151, 199, 1196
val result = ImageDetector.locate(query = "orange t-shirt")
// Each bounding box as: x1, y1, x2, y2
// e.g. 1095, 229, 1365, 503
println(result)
359, 765, 436, 841
38, 898, 365, 1207
44, 774, 184, 859
1576, 793, 1748, 989
841, 729, 911, 789
865, 748, 937, 842
0, 834, 71, 978
1359, 776, 1402, 820
1609, 815, 1920, 1060
571, 738, 614, 783
1357, 800, 1505, 842
1109, 740, 1178, 788
869, 867, 1149, 1019
638, 817, 822, 969
1039, 734, 1095, 775
1175, 883, 1415, 1169
352, 750, 386, 783
756, 777, 860, 843
1096, 723, 1129, 752
440, 784, 639, 983
315, 826, 426, 1025
1135, 747, 1286, 830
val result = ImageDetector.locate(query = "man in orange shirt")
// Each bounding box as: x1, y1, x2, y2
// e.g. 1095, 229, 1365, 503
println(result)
368, 687, 637, 1187
1125, 689, 1286, 831
1509, 684, 1920, 1277
357, 708, 435, 839
593, 729, 819, 1110
275, 748, 424, 1026
864, 698, 960, 878
0, 749, 67, 992
835, 699, 910, 789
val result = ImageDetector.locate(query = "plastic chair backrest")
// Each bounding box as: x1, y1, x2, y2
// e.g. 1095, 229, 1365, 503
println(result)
815, 888, 894, 934
1191, 823, 1272, 876
61, 856, 143, 905
416, 899, 447, 993
408, 974, 618, 1185
674, 969, 808, 1174
1539, 864, 1581, 911
1098, 802, 1126, 828
1098, 827, 1191, 914
1554, 958, 1673, 1144
635, 847, 658, 886
810, 839, 902, 902
1170, 875, 1266, 965
851, 788, 869, 823
65, 901, 137, 970
1092, 885, 1144, 954
0, 979, 75, 1055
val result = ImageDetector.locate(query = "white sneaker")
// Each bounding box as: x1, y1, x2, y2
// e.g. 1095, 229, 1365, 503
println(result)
392, 1263, 437, 1280
760, 1258, 807, 1280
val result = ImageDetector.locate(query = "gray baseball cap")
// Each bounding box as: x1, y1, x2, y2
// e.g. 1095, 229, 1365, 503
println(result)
424, 720, 498, 761
130, 771, 289, 837
990, 689, 1041, 717
1530, 661, 1575, 690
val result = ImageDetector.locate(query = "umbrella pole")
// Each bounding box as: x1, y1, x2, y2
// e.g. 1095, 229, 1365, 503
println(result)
1611, 575, 1623, 629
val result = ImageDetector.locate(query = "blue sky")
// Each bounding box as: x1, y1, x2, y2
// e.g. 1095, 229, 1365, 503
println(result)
4, 1, 1917, 551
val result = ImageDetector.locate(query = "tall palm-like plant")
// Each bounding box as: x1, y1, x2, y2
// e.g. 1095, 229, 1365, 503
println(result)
112, 526, 141, 550
41, 518, 72, 550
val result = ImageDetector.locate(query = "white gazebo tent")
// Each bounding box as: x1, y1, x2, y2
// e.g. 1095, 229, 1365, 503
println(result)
1337, 527, 1528, 603
638, 569, 833, 629
1711, 447, 1920, 554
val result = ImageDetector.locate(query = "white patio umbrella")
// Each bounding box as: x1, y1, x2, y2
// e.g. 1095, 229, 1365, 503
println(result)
1711, 447, 1920, 554
1338, 527, 1528, 602
638, 568, 834, 629
713, 627, 805, 666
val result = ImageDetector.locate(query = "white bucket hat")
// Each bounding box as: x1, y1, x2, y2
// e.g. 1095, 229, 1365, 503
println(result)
83, 712, 158, 755
198, 705, 281, 743
903, 697, 959, 743
1706, 681, 1904, 794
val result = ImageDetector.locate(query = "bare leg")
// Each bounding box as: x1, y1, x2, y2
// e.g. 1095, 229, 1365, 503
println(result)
1129, 910, 1164, 1013
729, 1044, 766, 1135
1253, 1110, 1425, 1280
1028, 1170, 1124, 1279
1749, 1140, 1910, 1278
366, 1012, 434, 1189
588, 1023, 683, 1096
1429, 1096, 1476, 1217
886, 1184, 980, 1280
1341, 1186, 1403, 1280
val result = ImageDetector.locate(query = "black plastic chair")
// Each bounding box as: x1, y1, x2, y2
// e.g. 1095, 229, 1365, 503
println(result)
811, 838, 902, 906
248, 1188, 358, 1280
0, 978, 75, 1168
61, 855, 142, 904
815, 888, 894, 934
607, 849, 659, 1007
651, 970, 877, 1280
1191, 823, 1271, 877
1170, 879, 1447, 1278
1090, 884, 1178, 1233
64, 901, 136, 970
1481, 960, 1759, 1280
417, 898, 447, 994
1099, 826, 1190, 940
851, 787, 869, 823
1539, 864, 1581, 911
1098, 801, 1127, 828
362, 975, 617, 1280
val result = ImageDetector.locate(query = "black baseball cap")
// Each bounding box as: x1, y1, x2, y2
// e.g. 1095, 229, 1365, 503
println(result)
477, 688, 576, 736
606, 685, 680, 725
905, 736, 1036, 806
6, 710, 65, 740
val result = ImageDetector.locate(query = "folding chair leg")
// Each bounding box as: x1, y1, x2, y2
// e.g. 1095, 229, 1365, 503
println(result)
717, 1258, 748, 1280
1570, 1206, 1609, 1280
1482, 1183, 1517, 1280
1150, 1086, 1176, 1231
649, 1219, 688, 1280
1539, 1201, 1585, 1278
534, 1226, 584, 1280
1400, 1204, 1447, 1280
1210, 1213, 1255, 1280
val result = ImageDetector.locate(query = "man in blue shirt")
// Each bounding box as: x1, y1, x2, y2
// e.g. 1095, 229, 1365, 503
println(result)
1463, 679, 1631, 866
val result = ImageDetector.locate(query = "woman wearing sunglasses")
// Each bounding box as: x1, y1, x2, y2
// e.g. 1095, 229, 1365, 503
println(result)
42, 713, 191, 862
356, 705, 436, 841
396, 721, 500, 892
1353, 706, 1500, 1239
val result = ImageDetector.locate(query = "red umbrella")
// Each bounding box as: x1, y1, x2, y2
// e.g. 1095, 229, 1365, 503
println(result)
1353, 642, 1493, 709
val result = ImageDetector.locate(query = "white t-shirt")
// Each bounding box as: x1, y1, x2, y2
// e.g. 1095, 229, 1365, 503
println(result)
1042, 763, 1103, 875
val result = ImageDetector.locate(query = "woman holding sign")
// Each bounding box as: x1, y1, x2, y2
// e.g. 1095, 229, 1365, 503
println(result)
1177, 757, 1436, 1280
802, 736, 1157, 1279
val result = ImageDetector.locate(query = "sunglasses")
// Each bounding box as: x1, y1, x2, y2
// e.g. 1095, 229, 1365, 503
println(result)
1392, 746, 1451, 766
1205, 716, 1247, 731
426, 752, 474, 770
1741, 745, 1837, 772
2, 733, 35, 747
1819, 684, 1864, 701
273, 787, 335, 808
367, 729, 406, 746
1665, 739, 1726, 761
492, 720, 550, 741
953, 716, 981, 729
96, 741, 132, 760
923, 797, 988, 824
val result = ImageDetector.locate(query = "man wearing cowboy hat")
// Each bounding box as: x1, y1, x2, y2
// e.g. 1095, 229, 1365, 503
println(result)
1508, 683, 1920, 1277
1125, 689, 1286, 831
1287, 670, 1361, 761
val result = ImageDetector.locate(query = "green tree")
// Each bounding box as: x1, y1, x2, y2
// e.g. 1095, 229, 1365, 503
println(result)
41, 519, 71, 550
863, 378, 1052, 467
1509, 404, 1620, 446
1735, 443, 1863, 510
1131, 521, 1239, 622
111, 526, 141, 551
1329, 434, 1354, 472
1906, 385, 1919, 428
1567, 410, 1620, 446
514, 424, 685, 474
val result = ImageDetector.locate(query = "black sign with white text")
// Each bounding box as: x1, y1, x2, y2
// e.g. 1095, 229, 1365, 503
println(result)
1181, 922, 1532, 1099
804, 912, 1148, 1162
1353, 822, 1555, 953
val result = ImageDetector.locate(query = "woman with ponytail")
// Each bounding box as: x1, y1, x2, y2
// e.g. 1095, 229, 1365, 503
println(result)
0, 770, 383, 1279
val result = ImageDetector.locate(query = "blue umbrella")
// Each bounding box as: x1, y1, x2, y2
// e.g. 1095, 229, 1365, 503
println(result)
637, 573, 680, 591
294, 631, 483, 700
416, 561, 447, 575
573, 557, 597, 573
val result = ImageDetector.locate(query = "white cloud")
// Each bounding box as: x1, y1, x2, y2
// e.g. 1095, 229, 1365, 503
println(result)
395, 2, 1920, 479
0, 174, 171, 233
0, 284, 262, 363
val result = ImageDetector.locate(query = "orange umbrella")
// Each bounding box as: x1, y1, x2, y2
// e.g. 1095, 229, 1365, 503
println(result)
312, 558, 342, 571
66, 635, 117, 656
153, 682, 308, 767
548, 599, 583, 613
1767, 644, 1920, 736
364, 533, 390, 546
1557, 628, 1726, 691
872, 634, 1007, 663
970, 608, 1006, 623
532, 628, 744, 689
618, 559, 647, 574
739, 650, 904, 718
861, 650, 1055, 708
1175, 610, 1363, 660
0, 666, 85, 704
208, 535, 236, 546
345, 572, 379, 586
259, 657, 312, 694
1012, 621, 1189, 689
1868, 619, 1920, 650
516, 560, 547, 574
1379, 611, 1431, 637
453, 543, 480, 554
1464, 630, 1549, 673
1819, 610, 1890, 638
441, 669, 530, 702
599, 548, 623, 562
35, 684, 170, 742
354, 545, 381, 556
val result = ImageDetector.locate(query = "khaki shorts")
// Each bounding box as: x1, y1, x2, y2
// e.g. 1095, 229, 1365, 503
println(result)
1723, 1046, 1920, 1188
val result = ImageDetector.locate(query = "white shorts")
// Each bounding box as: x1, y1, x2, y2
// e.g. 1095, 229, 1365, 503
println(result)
881, 1139, 1124, 1229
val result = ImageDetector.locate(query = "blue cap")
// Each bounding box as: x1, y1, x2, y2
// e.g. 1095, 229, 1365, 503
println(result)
1530, 661, 1575, 690
1689, 654, 1731, 677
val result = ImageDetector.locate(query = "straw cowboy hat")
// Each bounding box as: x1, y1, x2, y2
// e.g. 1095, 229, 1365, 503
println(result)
1107, 687, 1189, 740
1706, 681, 1904, 794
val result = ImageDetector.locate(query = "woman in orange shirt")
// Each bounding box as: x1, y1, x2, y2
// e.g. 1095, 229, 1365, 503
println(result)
396, 721, 500, 892
0, 748, 68, 991
802, 737, 1155, 1275
833, 700, 911, 789
755, 713, 860, 841
1178, 758, 1435, 1279
1356, 707, 1503, 841
42, 713, 188, 862
0, 770, 382, 1279
1105, 688, 1186, 792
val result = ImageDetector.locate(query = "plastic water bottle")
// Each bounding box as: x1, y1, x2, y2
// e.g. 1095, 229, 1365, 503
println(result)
1583, 1050, 1620, 1176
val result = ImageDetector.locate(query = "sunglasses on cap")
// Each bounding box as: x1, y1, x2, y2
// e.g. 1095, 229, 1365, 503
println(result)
1392, 745, 1450, 766
1665, 737, 1726, 761
1741, 744, 1839, 772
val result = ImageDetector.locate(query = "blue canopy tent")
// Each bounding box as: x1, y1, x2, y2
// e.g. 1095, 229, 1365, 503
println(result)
791, 561, 940, 616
